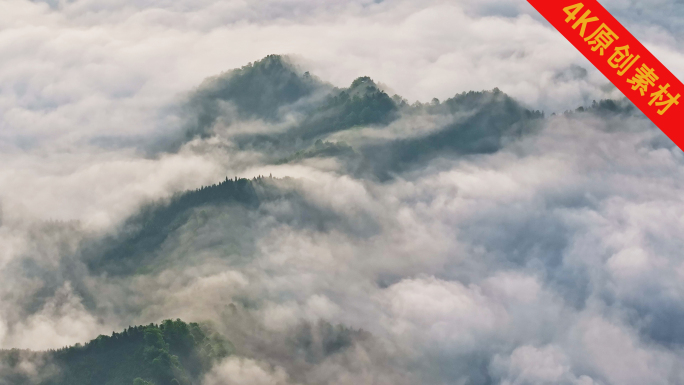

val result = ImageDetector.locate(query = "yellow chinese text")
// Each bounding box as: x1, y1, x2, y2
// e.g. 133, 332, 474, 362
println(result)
584, 24, 618, 55
626, 64, 659, 96
649, 84, 681, 115
608, 45, 640, 76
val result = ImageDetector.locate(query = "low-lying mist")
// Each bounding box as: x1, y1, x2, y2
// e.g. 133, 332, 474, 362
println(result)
1, 56, 683, 385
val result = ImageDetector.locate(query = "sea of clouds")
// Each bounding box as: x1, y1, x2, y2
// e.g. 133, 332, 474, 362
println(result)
1, 1, 684, 384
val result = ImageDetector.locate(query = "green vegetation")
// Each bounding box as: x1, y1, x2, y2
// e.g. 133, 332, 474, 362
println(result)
0, 319, 232, 385
291, 76, 399, 140
184, 54, 324, 141
176, 55, 634, 181
87, 177, 260, 275
360, 88, 546, 178
276, 140, 358, 164
179, 55, 552, 179
557, 98, 637, 116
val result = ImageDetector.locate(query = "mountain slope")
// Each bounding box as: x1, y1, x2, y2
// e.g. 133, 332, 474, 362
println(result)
85, 178, 260, 275
184, 55, 328, 140
359, 88, 545, 177
0, 320, 232, 385
177, 55, 547, 179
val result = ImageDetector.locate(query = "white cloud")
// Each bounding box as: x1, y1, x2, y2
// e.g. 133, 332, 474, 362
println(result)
491, 345, 598, 385
1, 282, 108, 351
203, 357, 292, 385
2, 0, 684, 384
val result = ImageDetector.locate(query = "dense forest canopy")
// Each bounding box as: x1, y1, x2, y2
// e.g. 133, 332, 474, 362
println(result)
173, 55, 635, 180
0, 320, 231, 385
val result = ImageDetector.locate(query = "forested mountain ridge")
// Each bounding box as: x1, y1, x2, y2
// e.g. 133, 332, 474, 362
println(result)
0, 320, 232, 385
183, 55, 327, 140
83, 175, 355, 276
83, 55, 642, 279
85, 177, 261, 275
167, 55, 640, 181
0, 55, 653, 385
174, 55, 551, 178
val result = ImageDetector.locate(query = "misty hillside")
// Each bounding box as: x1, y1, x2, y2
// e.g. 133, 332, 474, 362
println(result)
86, 49, 522, 278
84, 174, 368, 277
0, 316, 372, 385
184, 55, 327, 138
171, 55, 643, 180
172, 55, 554, 178
5, 0, 684, 382
1, 54, 673, 385
85, 177, 261, 276
0, 320, 231, 385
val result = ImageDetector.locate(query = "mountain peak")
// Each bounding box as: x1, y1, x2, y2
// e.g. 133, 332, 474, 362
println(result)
348, 76, 381, 96
245, 54, 291, 72
350, 76, 376, 89
183, 55, 326, 140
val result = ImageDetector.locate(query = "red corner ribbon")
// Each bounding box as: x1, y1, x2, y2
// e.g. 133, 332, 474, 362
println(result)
528, 0, 684, 148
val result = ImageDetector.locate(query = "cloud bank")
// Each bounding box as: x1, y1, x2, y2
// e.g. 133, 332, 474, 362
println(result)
1, 1, 684, 384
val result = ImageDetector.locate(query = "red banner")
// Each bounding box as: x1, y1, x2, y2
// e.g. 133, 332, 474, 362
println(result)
528, 0, 684, 149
